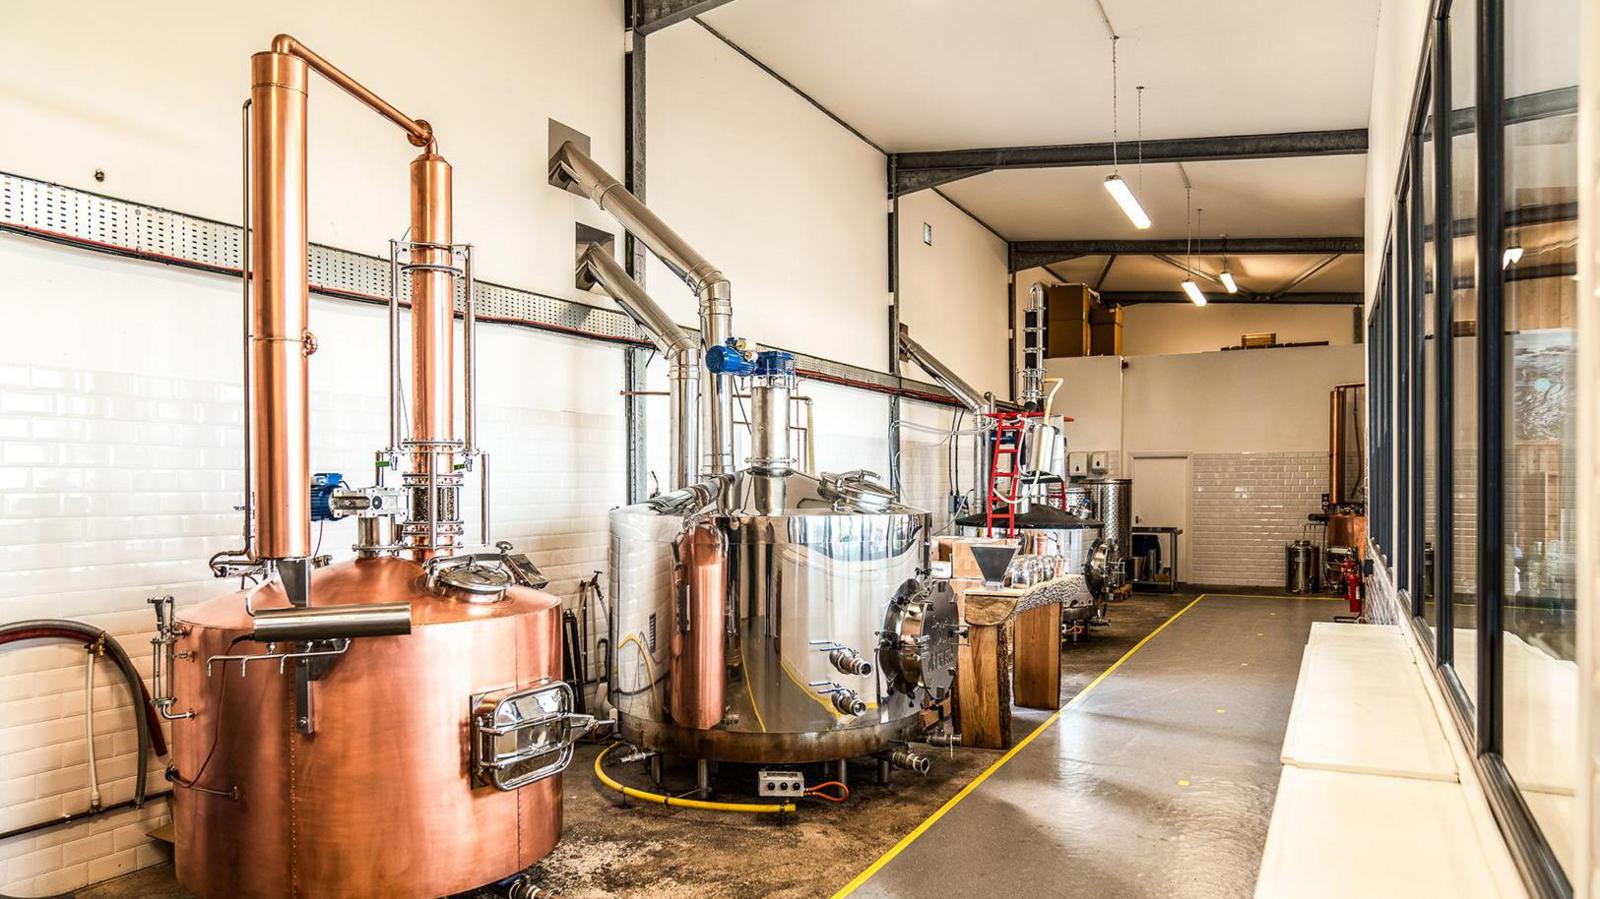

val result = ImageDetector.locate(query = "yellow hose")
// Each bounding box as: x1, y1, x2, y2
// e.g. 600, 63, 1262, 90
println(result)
593, 744, 795, 814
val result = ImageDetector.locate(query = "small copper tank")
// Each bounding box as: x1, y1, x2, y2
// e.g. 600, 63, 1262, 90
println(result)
170, 557, 563, 898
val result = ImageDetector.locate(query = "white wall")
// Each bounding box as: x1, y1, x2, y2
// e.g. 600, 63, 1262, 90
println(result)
645, 23, 892, 370
897, 192, 1010, 396
1120, 345, 1364, 456
1364, 0, 1431, 296
1122, 304, 1358, 356
1048, 345, 1365, 586
0, 0, 627, 301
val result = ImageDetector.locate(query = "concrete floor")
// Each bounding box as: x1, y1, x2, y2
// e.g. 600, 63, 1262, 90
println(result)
851, 592, 1342, 899
78, 589, 1252, 899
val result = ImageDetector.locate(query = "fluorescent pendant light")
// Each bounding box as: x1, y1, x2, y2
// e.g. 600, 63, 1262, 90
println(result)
1104, 174, 1152, 229
1502, 246, 1523, 269
1219, 270, 1239, 293
1181, 279, 1207, 306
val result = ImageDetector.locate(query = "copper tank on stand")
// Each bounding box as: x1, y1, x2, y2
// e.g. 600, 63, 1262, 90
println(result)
154, 36, 583, 898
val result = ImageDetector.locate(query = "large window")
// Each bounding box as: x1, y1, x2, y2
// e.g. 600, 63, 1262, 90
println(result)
1501, 0, 1578, 872
1367, 0, 1580, 891
1448, 0, 1480, 701
1419, 93, 1439, 637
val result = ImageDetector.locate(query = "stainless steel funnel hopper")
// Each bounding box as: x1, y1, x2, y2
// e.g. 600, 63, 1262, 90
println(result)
970, 543, 1020, 587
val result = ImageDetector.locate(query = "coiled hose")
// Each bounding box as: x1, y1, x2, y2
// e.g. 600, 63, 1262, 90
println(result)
593, 743, 794, 814
0, 620, 167, 806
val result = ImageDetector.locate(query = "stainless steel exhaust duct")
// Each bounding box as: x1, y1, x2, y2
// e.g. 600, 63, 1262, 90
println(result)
552, 141, 732, 477
896, 324, 993, 416
577, 246, 701, 492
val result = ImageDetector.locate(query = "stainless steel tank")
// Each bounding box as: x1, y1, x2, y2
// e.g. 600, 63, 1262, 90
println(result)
1062, 484, 1094, 518
1083, 478, 1133, 560
1286, 540, 1320, 593
610, 469, 957, 763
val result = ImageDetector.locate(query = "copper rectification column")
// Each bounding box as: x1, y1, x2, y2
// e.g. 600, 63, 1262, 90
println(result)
409, 152, 454, 558
248, 49, 312, 560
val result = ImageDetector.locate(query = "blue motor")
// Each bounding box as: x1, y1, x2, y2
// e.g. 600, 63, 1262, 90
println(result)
309, 472, 344, 522
704, 338, 756, 376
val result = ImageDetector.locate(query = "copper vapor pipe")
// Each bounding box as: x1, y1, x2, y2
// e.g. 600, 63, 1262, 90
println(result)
268, 34, 434, 150
248, 50, 312, 560
409, 153, 455, 558
248, 34, 447, 560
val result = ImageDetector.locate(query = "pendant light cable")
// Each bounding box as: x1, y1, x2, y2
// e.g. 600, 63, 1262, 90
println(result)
1136, 85, 1145, 190
1110, 35, 1120, 172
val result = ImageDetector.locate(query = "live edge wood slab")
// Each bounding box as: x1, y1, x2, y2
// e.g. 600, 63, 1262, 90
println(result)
953, 579, 1067, 750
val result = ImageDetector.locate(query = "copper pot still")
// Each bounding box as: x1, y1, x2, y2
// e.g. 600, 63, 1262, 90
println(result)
172, 561, 563, 898
163, 36, 573, 898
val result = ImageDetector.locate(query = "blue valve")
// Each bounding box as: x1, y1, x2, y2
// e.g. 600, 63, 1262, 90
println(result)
705, 338, 756, 375
753, 350, 795, 378
310, 472, 344, 522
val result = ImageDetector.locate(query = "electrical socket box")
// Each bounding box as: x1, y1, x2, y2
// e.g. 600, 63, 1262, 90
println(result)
1088, 451, 1109, 475
758, 769, 805, 797
1068, 452, 1088, 477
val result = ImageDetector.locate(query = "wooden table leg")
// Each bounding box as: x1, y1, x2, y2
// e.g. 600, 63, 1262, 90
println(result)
1013, 603, 1062, 710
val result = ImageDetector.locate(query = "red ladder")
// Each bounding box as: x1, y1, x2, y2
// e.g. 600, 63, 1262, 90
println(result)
985, 412, 1035, 537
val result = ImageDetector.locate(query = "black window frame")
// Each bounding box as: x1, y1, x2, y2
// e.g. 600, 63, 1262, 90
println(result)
1367, 0, 1574, 893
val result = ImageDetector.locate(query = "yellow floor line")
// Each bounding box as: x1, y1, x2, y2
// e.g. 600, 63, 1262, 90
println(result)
830, 593, 1211, 898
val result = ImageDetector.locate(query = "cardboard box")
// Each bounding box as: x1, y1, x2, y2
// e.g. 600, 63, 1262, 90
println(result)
1046, 284, 1094, 358
1090, 321, 1122, 356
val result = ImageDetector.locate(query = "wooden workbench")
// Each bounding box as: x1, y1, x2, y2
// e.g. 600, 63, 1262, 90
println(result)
955, 578, 1081, 748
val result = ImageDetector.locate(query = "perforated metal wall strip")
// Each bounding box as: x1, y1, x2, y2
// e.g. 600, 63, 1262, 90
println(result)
0, 171, 958, 406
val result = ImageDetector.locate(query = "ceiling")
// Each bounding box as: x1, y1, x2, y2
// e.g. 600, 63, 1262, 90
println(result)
694, 0, 1383, 297
701, 0, 1381, 153
938, 154, 1367, 242
1028, 252, 1362, 298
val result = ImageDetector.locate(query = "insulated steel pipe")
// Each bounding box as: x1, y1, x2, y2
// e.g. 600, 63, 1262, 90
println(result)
578, 246, 701, 491
551, 141, 733, 477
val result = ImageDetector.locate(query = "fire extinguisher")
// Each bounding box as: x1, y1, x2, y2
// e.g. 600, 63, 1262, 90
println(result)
1341, 556, 1362, 616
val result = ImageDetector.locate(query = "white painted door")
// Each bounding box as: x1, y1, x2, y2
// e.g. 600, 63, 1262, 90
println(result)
1130, 454, 1191, 582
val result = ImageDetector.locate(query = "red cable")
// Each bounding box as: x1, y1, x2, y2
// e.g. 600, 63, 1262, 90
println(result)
805, 780, 849, 803
0, 629, 169, 756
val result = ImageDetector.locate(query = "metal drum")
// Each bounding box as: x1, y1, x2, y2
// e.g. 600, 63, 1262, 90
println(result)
1062, 485, 1094, 519
1083, 478, 1132, 561
610, 470, 957, 763
1286, 540, 1321, 593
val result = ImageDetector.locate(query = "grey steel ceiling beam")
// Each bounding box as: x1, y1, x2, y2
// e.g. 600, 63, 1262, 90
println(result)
1101, 291, 1362, 306
1012, 236, 1362, 271
1092, 255, 1117, 291
1270, 254, 1343, 297
635, 0, 740, 34
893, 128, 1368, 195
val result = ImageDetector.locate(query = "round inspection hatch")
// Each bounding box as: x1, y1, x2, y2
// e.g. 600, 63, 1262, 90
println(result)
437, 562, 512, 602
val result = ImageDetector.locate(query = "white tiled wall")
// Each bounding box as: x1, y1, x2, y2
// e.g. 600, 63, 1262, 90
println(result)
0, 237, 631, 895
0, 236, 952, 895
1189, 451, 1330, 588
